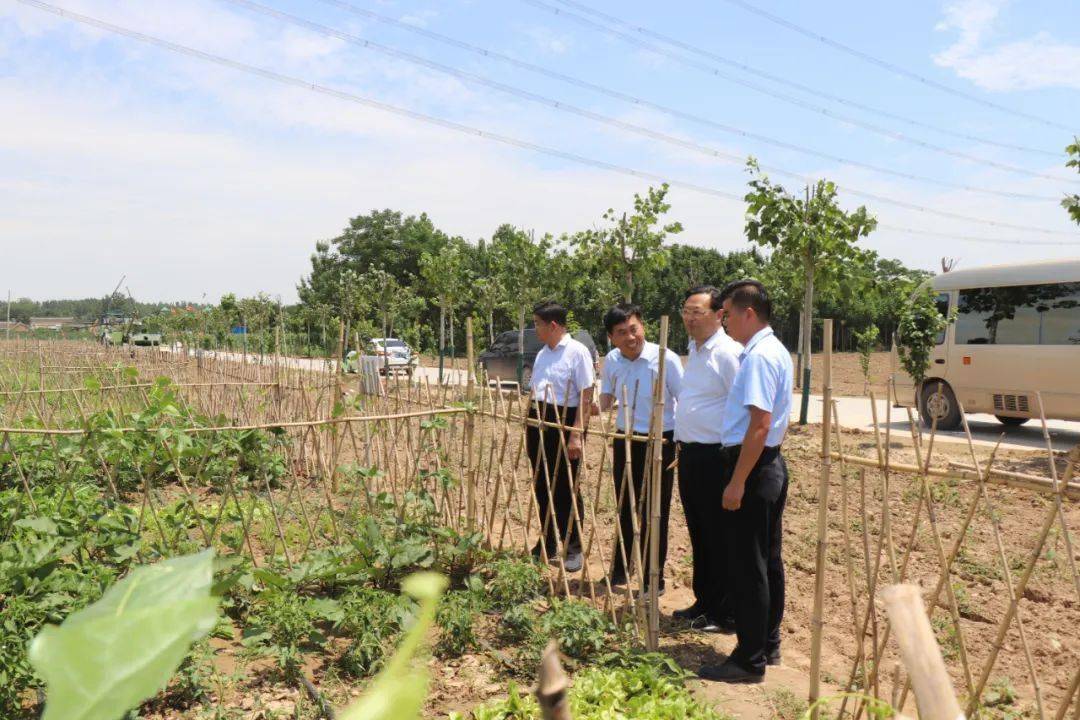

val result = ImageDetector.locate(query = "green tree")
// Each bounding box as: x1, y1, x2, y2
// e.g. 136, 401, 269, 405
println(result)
357, 266, 425, 374
571, 184, 682, 302
419, 242, 472, 378
1064, 137, 1080, 225
491, 225, 550, 385
744, 158, 877, 422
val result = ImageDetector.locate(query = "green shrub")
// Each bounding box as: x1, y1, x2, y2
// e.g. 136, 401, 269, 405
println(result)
500, 604, 538, 644
484, 557, 544, 610
335, 587, 414, 678
540, 600, 611, 660
436, 590, 483, 658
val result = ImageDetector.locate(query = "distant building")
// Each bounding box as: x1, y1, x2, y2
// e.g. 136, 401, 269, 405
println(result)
0, 320, 28, 333
28, 317, 79, 330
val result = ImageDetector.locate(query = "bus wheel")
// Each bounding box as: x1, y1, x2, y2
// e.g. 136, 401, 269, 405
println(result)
995, 415, 1029, 427
920, 382, 961, 431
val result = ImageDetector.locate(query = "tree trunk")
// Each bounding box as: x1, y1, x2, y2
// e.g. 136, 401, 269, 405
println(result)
799, 246, 814, 425
438, 304, 446, 384
518, 308, 526, 387
488, 311, 494, 345
625, 267, 633, 303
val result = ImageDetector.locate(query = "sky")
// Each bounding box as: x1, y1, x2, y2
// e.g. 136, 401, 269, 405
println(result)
1, 0, 1078, 303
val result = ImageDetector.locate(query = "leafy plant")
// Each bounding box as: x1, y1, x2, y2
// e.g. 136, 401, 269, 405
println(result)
500, 604, 539, 645
897, 286, 953, 388
242, 587, 331, 677
1064, 137, 1079, 226
854, 324, 879, 394
336, 587, 415, 678
29, 550, 219, 720
539, 600, 611, 661
483, 557, 544, 610
436, 589, 486, 658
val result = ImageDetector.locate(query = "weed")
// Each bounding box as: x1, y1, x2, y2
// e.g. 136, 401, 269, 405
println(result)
335, 587, 414, 678
500, 604, 539, 644
766, 687, 809, 720
436, 590, 484, 658
540, 599, 611, 661
483, 557, 544, 610
242, 587, 328, 677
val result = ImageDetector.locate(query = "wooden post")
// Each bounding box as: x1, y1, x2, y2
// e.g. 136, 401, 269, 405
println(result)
646, 315, 670, 650
809, 318, 833, 718
536, 641, 572, 720
465, 318, 476, 527
881, 585, 963, 720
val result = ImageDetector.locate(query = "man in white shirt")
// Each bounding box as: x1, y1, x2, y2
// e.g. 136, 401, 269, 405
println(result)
673, 285, 743, 631
597, 303, 683, 594
528, 300, 595, 573
699, 279, 793, 684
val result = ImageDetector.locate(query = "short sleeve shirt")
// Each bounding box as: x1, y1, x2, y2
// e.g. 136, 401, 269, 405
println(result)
720, 326, 794, 447
673, 327, 742, 443
531, 334, 596, 407
600, 341, 683, 433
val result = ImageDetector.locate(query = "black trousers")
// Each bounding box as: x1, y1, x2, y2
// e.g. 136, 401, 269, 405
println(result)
677, 442, 729, 618
527, 404, 584, 556
721, 445, 788, 674
610, 430, 675, 585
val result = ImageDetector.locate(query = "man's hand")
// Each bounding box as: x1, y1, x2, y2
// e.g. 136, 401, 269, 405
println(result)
567, 432, 584, 460
722, 481, 744, 511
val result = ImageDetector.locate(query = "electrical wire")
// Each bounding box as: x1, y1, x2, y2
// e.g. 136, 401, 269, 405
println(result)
13, 0, 1080, 247
521, 0, 1076, 184
717, 0, 1075, 132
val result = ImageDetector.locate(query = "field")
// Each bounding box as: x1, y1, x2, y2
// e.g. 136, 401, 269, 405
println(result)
1, 341, 1077, 720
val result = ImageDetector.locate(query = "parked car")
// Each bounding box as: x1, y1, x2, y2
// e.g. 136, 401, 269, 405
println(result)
344, 337, 417, 376
478, 328, 599, 390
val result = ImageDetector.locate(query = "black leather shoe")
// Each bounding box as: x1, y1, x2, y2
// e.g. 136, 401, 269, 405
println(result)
766, 647, 781, 666
698, 660, 764, 684
608, 571, 628, 587
717, 616, 737, 635
673, 602, 704, 620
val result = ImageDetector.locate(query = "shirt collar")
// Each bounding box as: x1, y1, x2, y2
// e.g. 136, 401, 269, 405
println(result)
742, 326, 775, 356
688, 328, 726, 354
553, 333, 571, 349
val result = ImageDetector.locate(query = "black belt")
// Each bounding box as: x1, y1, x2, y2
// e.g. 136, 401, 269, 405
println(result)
677, 441, 722, 449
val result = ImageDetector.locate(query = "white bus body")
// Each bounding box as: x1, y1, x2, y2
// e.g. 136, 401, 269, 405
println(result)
894, 258, 1080, 430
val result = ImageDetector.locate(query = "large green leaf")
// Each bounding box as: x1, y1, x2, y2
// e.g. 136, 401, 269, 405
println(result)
29, 550, 219, 720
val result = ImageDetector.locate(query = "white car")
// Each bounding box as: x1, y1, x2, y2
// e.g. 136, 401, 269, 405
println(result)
345, 338, 417, 376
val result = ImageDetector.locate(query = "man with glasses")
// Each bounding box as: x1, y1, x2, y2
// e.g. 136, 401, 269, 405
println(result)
698, 279, 792, 684
528, 300, 595, 573
673, 285, 742, 632
597, 303, 683, 595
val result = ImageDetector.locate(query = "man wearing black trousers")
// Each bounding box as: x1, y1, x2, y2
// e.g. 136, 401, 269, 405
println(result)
596, 303, 683, 594
673, 286, 742, 632
699, 280, 793, 683
527, 300, 595, 573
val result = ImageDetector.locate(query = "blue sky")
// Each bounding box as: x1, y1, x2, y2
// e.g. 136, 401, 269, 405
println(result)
2, 0, 1078, 302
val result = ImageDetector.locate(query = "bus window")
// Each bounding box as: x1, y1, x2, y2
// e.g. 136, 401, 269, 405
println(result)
935, 292, 949, 344
956, 282, 1080, 345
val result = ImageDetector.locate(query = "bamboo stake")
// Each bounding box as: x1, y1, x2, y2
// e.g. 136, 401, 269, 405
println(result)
809, 318, 834, 719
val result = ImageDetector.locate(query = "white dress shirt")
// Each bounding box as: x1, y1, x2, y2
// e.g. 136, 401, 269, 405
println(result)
673, 327, 742, 443
720, 326, 794, 447
531, 333, 595, 407
600, 341, 683, 433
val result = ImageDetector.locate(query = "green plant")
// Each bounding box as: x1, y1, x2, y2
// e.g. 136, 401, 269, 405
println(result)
484, 557, 544, 610
242, 587, 331, 676
897, 286, 953, 388
336, 587, 414, 678
539, 600, 611, 661
454, 654, 730, 719
29, 550, 219, 720
436, 589, 485, 658
854, 324, 879, 394
500, 604, 539, 645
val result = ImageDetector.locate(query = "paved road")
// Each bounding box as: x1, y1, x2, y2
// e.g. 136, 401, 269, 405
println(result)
800, 392, 1080, 452
169, 348, 1078, 452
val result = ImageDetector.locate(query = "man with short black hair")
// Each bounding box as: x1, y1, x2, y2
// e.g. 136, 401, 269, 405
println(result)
528, 300, 595, 573
698, 279, 793, 684
598, 303, 683, 594
673, 285, 742, 631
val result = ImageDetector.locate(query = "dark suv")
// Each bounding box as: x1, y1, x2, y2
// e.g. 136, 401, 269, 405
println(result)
478, 329, 599, 390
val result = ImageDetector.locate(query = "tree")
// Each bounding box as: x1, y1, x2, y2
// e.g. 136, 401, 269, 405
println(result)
419, 242, 472, 380
571, 184, 682, 302
897, 287, 952, 389
472, 277, 503, 345
490, 225, 550, 385
1064, 137, 1080, 225
357, 266, 425, 374
744, 158, 877, 423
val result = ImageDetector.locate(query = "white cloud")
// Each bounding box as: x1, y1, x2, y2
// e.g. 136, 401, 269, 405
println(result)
934, 0, 1080, 90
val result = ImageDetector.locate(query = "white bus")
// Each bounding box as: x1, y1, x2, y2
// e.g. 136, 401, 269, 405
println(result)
895, 258, 1080, 430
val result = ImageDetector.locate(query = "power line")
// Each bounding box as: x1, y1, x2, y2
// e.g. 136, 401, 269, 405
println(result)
539, 0, 1060, 158
14, 0, 1080, 247
521, 0, 1076, 184
717, 0, 1075, 133
219, 0, 1059, 203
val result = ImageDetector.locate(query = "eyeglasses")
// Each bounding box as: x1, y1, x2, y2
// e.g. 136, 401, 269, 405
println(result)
680, 308, 713, 318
